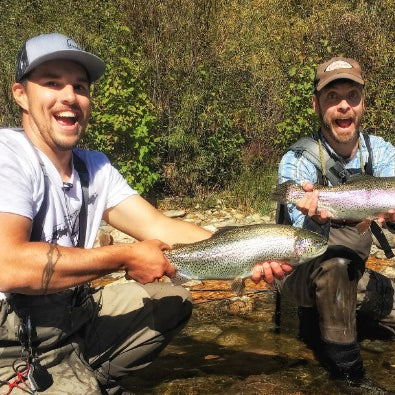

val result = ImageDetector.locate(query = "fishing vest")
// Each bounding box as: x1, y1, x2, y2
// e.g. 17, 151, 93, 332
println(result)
275, 132, 394, 258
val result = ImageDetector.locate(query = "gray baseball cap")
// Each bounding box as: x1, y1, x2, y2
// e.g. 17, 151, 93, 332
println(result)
15, 33, 106, 82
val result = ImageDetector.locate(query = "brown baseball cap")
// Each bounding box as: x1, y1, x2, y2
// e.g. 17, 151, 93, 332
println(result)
314, 57, 364, 92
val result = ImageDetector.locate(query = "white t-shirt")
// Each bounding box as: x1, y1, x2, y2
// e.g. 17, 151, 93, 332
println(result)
0, 128, 138, 299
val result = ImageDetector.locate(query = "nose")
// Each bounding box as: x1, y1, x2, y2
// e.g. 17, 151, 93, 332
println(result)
60, 84, 77, 104
337, 97, 350, 112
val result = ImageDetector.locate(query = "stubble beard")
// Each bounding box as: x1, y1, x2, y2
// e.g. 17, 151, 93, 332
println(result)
318, 110, 359, 146
31, 115, 85, 152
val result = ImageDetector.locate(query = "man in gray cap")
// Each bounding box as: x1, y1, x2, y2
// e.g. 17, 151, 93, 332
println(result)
275, 57, 395, 388
0, 32, 212, 394
0, 32, 289, 394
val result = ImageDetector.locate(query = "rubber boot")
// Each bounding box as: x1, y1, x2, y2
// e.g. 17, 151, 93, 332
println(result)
321, 340, 365, 383
320, 340, 387, 392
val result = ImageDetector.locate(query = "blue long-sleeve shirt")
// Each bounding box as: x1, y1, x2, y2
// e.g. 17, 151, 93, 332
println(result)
277, 132, 395, 235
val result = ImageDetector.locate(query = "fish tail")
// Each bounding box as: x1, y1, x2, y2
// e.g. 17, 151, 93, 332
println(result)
271, 181, 302, 204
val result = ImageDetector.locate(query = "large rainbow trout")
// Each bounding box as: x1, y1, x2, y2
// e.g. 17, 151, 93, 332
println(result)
165, 224, 327, 283
272, 175, 395, 221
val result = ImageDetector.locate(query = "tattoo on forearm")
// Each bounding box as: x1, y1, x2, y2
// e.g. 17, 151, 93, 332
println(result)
41, 243, 61, 294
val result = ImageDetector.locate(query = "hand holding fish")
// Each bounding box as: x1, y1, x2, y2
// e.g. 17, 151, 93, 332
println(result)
123, 239, 176, 283
295, 181, 329, 224
272, 175, 395, 224
250, 260, 293, 284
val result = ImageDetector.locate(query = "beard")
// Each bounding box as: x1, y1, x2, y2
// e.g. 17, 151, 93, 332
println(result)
28, 112, 86, 152
317, 108, 361, 146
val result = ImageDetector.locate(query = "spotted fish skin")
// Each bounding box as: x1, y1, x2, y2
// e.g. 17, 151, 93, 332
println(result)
164, 224, 327, 281
272, 175, 395, 221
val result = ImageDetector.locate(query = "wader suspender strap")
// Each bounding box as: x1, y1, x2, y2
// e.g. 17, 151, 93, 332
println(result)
72, 153, 89, 248
9, 153, 89, 385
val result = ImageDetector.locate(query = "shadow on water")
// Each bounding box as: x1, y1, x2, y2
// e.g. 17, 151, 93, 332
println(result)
122, 292, 395, 395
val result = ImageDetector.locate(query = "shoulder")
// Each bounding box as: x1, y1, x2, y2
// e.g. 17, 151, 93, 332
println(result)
279, 145, 317, 169
363, 133, 395, 158
73, 148, 112, 175
0, 128, 34, 152
365, 133, 393, 148
0, 128, 41, 171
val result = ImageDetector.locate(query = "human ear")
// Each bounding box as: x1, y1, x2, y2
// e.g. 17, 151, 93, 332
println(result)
12, 82, 29, 111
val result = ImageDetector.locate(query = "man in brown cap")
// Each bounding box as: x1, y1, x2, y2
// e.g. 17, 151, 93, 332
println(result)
276, 57, 395, 388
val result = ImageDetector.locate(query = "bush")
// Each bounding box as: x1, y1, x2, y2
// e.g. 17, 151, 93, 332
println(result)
85, 26, 159, 194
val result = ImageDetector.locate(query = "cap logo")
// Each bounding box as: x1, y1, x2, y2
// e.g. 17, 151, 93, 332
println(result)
66, 38, 81, 50
325, 60, 353, 72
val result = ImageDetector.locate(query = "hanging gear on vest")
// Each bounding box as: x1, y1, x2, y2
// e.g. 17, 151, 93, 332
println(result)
275, 132, 394, 259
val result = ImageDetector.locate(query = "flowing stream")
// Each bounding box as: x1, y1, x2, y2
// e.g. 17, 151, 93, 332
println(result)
121, 291, 395, 394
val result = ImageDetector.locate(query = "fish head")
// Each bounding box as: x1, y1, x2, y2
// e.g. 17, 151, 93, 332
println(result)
292, 229, 328, 265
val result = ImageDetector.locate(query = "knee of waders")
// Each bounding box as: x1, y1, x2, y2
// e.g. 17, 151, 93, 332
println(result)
320, 245, 366, 281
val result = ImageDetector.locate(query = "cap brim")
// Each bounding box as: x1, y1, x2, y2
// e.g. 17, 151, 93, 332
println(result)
22, 49, 105, 82
316, 73, 364, 91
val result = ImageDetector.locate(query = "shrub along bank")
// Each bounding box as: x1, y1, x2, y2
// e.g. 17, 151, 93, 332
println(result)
0, 0, 393, 210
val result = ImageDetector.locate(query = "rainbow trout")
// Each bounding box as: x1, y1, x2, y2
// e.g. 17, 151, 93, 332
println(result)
165, 224, 327, 284
272, 175, 395, 221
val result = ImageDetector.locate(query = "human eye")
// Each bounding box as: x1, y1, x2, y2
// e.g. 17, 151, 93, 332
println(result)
44, 80, 59, 87
348, 89, 361, 104
326, 91, 337, 101
74, 83, 90, 94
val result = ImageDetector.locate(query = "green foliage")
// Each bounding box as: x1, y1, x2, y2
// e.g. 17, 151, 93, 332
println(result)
85, 27, 159, 194
0, 0, 394, 206
275, 54, 319, 149
228, 163, 278, 215
161, 89, 246, 196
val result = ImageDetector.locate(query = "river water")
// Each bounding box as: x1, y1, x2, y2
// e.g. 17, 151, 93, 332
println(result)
121, 289, 395, 394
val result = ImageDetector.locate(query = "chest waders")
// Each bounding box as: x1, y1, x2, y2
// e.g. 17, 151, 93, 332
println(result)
7, 153, 89, 393
274, 132, 394, 333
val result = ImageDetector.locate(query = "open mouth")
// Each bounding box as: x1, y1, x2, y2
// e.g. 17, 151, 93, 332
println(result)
335, 118, 352, 128
54, 111, 79, 126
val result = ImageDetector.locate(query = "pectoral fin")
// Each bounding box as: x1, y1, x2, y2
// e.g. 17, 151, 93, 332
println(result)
231, 276, 246, 296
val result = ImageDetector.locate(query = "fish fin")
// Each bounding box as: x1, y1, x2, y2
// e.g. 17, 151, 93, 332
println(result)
231, 277, 246, 296
356, 219, 372, 234
171, 271, 193, 285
